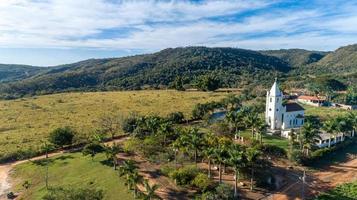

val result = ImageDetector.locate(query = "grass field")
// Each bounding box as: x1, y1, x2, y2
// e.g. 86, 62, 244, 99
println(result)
302, 105, 351, 120
10, 152, 134, 200
239, 130, 289, 149
0, 90, 227, 159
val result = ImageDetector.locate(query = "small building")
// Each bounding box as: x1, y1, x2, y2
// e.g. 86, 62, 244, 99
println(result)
297, 95, 326, 107
265, 79, 305, 138
315, 132, 345, 148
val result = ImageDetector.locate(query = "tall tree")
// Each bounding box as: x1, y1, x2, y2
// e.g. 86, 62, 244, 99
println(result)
104, 143, 122, 170
300, 122, 321, 156
142, 179, 160, 200
322, 119, 337, 148
228, 144, 245, 198
246, 147, 261, 191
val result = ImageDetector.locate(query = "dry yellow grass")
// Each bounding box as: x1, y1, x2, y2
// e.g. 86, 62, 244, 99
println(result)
0, 90, 227, 158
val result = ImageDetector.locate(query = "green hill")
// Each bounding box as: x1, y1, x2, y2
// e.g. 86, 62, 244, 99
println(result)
260, 49, 328, 68
0, 64, 46, 83
0, 44, 356, 99
309, 44, 357, 74
0, 47, 289, 98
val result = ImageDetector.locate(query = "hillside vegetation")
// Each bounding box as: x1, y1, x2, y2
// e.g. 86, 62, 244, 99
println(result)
0, 47, 289, 98
0, 90, 226, 161
1, 44, 356, 99
0, 64, 46, 83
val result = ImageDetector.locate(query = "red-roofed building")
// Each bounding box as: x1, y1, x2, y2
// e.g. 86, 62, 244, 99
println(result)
297, 95, 326, 107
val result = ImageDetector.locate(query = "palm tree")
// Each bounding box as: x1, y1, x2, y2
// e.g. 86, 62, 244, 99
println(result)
347, 112, 357, 136
246, 147, 261, 191
244, 111, 260, 139
300, 122, 321, 156
126, 171, 142, 198
256, 118, 267, 144
41, 141, 52, 190
203, 147, 215, 178
225, 110, 237, 134
228, 144, 245, 198
105, 143, 122, 170
288, 129, 297, 155
179, 128, 204, 164
203, 132, 218, 178
157, 121, 172, 146
142, 179, 160, 200
119, 159, 139, 182
213, 143, 230, 183
322, 119, 337, 148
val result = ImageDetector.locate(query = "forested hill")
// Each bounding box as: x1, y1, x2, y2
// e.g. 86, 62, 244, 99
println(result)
260, 49, 328, 68
0, 64, 47, 83
307, 44, 357, 74
0, 44, 356, 99
0, 47, 289, 98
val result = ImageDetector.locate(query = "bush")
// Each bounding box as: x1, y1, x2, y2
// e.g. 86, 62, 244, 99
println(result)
199, 183, 234, 200
122, 138, 141, 153
288, 150, 305, 164
167, 112, 185, 124
191, 173, 213, 192
122, 116, 138, 133
169, 166, 200, 186
49, 127, 75, 147
257, 144, 287, 158
42, 185, 104, 200
82, 143, 104, 159
160, 165, 176, 177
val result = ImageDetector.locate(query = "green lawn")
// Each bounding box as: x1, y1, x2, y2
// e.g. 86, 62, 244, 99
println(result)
239, 130, 289, 149
11, 152, 134, 200
302, 105, 353, 120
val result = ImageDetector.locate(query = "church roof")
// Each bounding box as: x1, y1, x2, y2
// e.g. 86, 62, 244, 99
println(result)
269, 79, 282, 97
285, 103, 304, 112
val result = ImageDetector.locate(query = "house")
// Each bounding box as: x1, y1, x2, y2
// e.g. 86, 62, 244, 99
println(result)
265, 79, 305, 138
314, 132, 345, 148
297, 95, 326, 107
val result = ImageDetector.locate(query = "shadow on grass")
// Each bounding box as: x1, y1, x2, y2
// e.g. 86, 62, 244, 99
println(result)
31, 155, 74, 166
310, 143, 357, 169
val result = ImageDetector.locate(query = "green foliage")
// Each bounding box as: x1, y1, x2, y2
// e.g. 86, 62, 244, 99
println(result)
82, 143, 104, 159
195, 74, 220, 91
49, 127, 75, 147
122, 115, 139, 133
199, 183, 234, 200
166, 112, 185, 124
256, 144, 287, 158
191, 173, 214, 192
173, 76, 185, 91
314, 181, 357, 200
42, 185, 104, 200
169, 165, 200, 186
0, 47, 289, 98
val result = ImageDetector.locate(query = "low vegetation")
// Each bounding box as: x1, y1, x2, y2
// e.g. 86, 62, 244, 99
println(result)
0, 90, 226, 162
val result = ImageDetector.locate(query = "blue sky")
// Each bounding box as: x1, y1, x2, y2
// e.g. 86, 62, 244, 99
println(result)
0, 0, 356, 66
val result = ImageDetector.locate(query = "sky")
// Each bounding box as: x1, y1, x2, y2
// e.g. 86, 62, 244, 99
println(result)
0, 0, 356, 66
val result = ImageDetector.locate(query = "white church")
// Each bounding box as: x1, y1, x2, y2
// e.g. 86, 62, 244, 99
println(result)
265, 79, 305, 138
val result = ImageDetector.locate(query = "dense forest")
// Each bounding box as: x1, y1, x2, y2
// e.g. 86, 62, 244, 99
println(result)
0, 44, 356, 99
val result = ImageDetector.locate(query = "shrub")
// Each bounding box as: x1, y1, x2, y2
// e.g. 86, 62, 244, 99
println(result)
49, 127, 75, 147
169, 166, 200, 186
122, 138, 141, 153
82, 143, 104, 160
42, 185, 104, 200
122, 116, 138, 133
191, 173, 213, 192
257, 144, 287, 158
167, 112, 185, 124
288, 150, 305, 164
199, 183, 234, 200
160, 165, 176, 177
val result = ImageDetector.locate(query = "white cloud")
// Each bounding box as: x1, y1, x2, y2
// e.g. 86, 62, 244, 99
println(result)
0, 0, 356, 52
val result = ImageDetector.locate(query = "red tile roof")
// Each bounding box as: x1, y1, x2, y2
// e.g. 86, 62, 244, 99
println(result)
298, 95, 325, 101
